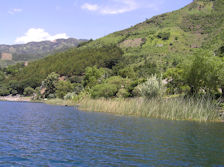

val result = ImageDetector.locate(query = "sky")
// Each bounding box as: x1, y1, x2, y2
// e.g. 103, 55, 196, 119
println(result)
0, 0, 192, 45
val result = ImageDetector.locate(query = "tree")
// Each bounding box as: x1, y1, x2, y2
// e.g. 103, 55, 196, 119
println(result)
183, 51, 220, 95
83, 66, 105, 88
42, 72, 59, 98
55, 80, 73, 99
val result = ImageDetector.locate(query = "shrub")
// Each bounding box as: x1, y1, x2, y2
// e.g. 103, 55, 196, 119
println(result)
91, 83, 118, 98
64, 92, 77, 100
23, 87, 35, 96
137, 75, 164, 98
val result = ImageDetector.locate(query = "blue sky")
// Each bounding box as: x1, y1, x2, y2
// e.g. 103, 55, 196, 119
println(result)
0, 0, 192, 44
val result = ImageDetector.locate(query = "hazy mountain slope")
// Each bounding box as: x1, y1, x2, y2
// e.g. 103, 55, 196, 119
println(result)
0, 38, 87, 67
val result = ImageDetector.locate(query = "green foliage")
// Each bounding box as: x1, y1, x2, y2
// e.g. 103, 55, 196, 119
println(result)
23, 87, 35, 96
33, 87, 41, 100
69, 75, 83, 83
55, 80, 74, 99
118, 66, 136, 78
4, 63, 24, 75
116, 88, 130, 98
216, 45, 224, 57
126, 79, 146, 97
91, 83, 118, 98
105, 76, 125, 87
83, 66, 105, 88
0, 71, 5, 81
8, 80, 23, 94
164, 68, 187, 94
42, 72, 59, 98
0, 86, 10, 96
183, 51, 220, 95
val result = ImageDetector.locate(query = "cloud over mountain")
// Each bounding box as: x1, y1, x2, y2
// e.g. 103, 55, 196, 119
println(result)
15, 28, 69, 44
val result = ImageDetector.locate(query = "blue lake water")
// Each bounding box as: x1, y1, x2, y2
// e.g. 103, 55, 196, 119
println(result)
0, 101, 224, 166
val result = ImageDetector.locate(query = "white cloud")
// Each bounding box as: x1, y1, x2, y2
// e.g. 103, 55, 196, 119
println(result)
8, 8, 23, 15
81, 3, 99, 11
81, 0, 138, 15
81, 0, 163, 15
15, 28, 69, 44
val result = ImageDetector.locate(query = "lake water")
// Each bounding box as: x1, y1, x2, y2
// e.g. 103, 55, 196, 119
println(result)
0, 101, 224, 166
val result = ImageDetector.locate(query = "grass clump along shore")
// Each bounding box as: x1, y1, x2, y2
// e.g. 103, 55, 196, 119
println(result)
78, 97, 220, 122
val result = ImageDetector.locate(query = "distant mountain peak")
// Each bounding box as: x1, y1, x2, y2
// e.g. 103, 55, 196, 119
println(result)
0, 38, 88, 67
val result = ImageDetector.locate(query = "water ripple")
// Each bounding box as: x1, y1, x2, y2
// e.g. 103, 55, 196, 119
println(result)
0, 101, 224, 166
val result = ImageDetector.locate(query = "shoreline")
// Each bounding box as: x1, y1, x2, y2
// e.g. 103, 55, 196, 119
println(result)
0, 96, 32, 102
1, 96, 223, 122
0, 96, 74, 106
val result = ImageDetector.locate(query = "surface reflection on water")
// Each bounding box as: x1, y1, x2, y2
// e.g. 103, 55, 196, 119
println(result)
0, 101, 223, 166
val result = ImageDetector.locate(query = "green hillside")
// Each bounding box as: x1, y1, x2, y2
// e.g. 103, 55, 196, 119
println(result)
1, 0, 224, 98
83, 0, 224, 73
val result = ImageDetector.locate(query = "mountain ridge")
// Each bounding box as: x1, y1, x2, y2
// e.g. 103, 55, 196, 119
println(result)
0, 38, 88, 67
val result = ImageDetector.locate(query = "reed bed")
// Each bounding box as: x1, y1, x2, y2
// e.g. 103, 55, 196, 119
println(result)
45, 98, 75, 106
78, 97, 220, 122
